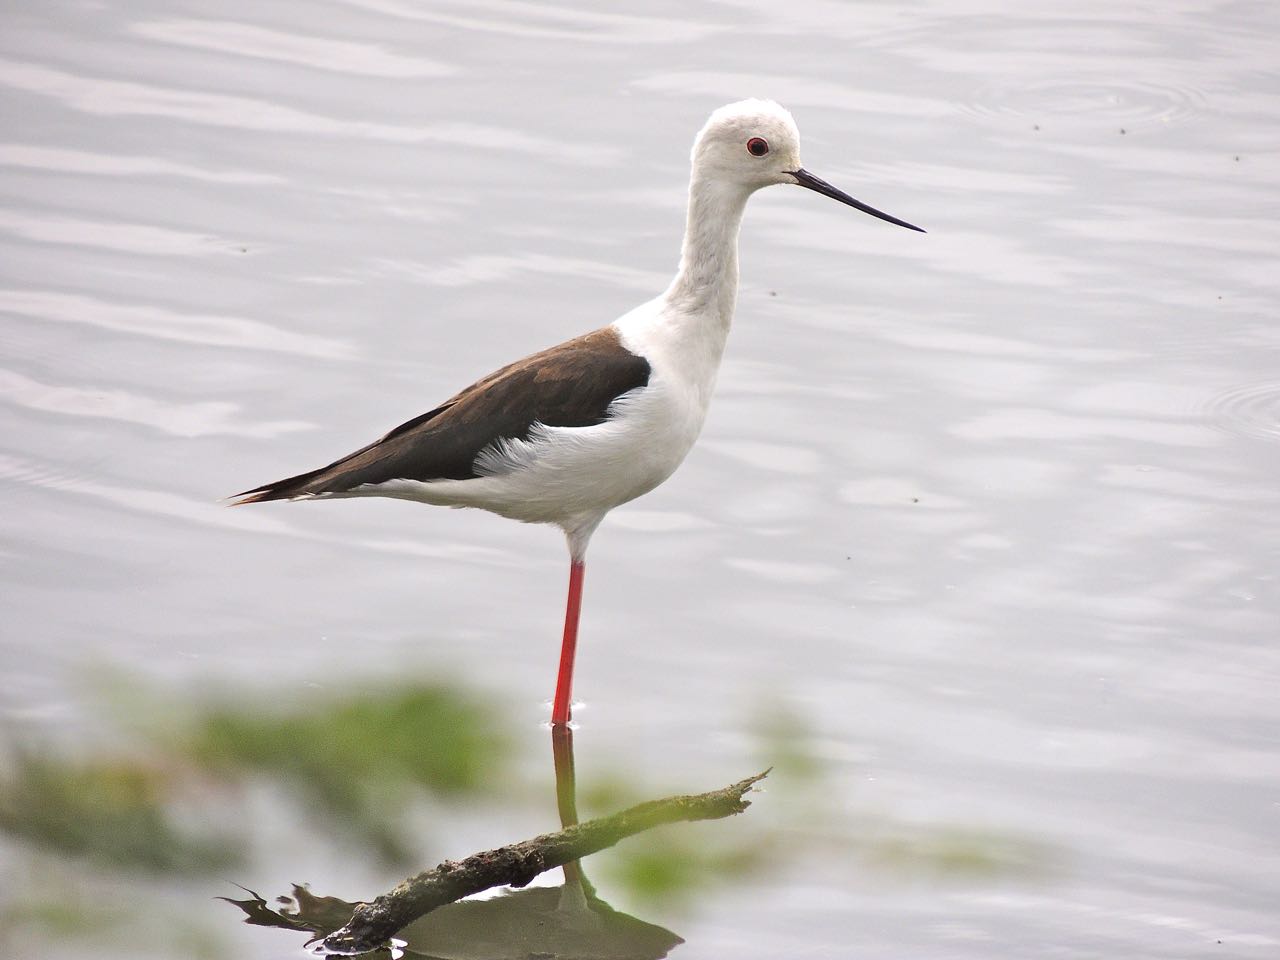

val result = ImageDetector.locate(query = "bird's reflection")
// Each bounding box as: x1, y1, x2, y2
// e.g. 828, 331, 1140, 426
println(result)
227, 725, 682, 959
552, 724, 586, 891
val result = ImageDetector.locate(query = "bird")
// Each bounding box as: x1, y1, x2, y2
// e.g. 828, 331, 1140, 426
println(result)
230, 99, 924, 726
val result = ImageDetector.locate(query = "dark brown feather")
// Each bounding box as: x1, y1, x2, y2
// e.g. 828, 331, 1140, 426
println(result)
230, 327, 650, 503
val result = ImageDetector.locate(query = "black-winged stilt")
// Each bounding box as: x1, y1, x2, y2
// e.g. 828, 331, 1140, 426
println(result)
230, 100, 924, 726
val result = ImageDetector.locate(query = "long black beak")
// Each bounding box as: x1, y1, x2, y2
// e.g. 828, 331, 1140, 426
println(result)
790, 168, 925, 233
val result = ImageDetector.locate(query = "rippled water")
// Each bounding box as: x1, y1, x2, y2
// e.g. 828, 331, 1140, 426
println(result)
2, 1, 1279, 958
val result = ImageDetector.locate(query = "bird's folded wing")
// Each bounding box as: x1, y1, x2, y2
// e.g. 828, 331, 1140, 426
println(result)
231, 327, 650, 502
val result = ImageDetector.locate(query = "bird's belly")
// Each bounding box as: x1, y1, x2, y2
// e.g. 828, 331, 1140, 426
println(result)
373, 384, 704, 526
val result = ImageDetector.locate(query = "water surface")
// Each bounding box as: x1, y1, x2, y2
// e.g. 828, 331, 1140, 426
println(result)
2, 1, 1278, 957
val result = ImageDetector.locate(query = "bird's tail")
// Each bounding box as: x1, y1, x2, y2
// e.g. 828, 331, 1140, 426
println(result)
225, 465, 331, 506
226, 426, 393, 506
226, 486, 286, 506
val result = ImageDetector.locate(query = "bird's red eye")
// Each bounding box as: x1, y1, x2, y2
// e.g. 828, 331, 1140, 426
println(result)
746, 137, 769, 157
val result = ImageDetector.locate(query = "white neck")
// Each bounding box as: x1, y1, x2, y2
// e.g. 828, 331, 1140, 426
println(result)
613, 172, 752, 409
662, 174, 751, 326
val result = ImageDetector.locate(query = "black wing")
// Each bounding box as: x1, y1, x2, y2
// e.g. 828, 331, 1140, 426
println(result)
230, 327, 650, 503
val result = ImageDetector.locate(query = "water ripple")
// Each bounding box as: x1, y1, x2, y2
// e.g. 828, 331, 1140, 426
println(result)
0, 368, 313, 438
0, 143, 283, 184
0, 289, 351, 358
0, 453, 510, 564
725, 557, 839, 584
129, 19, 456, 77
702, 439, 823, 476
958, 78, 1207, 131
1202, 380, 1280, 443
367, 253, 667, 291
0, 58, 616, 165
635, 71, 953, 118
0, 207, 247, 257
331, 0, 717, 43
950, 407, 1220, 447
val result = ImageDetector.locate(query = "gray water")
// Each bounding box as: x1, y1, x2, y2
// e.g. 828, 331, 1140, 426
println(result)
2, 1, 1279, 957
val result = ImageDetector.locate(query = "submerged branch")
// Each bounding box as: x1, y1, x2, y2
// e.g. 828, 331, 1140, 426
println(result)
320, 769, 770, 955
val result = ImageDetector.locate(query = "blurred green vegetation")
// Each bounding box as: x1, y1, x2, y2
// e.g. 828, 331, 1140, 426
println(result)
0, 751, 240, 874
588, 696, 1054, 907
0, 882, 128, 941
1, 678, 1057, 958
0, 681, 509, 873
861, 823, 1053, 880
602, 827, 773, 905
186, 685, 504, 794
179, 684, 510, 865
746, 698, 826, 787
0, 877, 230, 960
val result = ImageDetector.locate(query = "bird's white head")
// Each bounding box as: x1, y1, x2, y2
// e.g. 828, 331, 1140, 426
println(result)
692, 99, 803, 190
692, 99, 925, 233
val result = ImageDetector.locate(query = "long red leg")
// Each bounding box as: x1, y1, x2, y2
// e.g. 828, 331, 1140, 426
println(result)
551, 560, 585, 726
